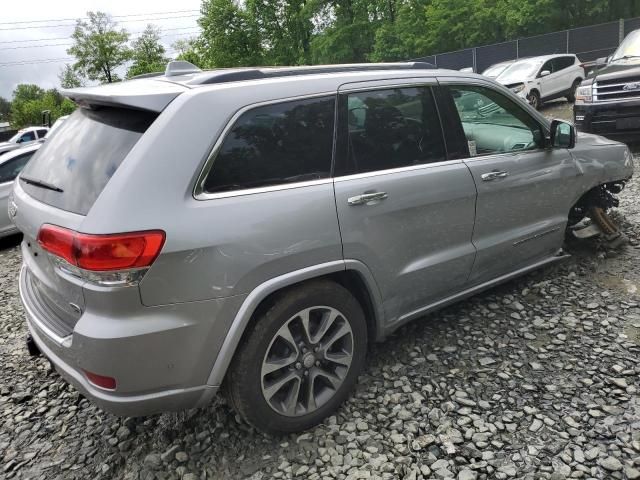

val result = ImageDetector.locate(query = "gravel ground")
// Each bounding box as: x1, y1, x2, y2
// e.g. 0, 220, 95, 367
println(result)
2, 100, 640, 480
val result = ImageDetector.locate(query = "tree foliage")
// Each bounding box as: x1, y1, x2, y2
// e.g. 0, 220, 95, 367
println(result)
67, 11, 131, 83
127, 25, 169, 78
58, 64, 85, 89
9, 85, 75, 129
179, 0, 640, 68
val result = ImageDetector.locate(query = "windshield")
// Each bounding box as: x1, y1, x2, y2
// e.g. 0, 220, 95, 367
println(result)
496, 60, 543, 84
7, 132, 22, 143
611, 29, 640, 61
483, 63, 511, 78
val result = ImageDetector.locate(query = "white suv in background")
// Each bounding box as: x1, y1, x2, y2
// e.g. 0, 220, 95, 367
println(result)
495, 54, 585, 109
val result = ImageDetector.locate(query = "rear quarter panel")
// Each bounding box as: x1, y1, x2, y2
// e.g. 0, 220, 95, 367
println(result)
81, 83, 344, 305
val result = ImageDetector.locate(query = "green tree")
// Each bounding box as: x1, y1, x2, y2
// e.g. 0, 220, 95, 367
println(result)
199, 0, 263, 67
173, 38, 207, 67
68, 11, 131, 83
246, 0, 313, 65
10, 85, 76, 129
59, 64, 85, 89
127, 25, 169, 78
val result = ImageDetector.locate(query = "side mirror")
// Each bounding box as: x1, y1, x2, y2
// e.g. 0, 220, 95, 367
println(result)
550, 119, 576, 149
539, 70, 551, 77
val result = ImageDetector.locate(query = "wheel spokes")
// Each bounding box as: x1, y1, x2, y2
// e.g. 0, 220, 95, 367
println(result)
261, 306, 354, 417
263, 370, 299, 401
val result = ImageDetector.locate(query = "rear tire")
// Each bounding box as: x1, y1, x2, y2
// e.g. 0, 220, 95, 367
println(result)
227, 281, 367, 434
567, 79, 581, 103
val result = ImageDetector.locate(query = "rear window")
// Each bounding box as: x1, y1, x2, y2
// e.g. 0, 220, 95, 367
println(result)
20, 107, 157, 215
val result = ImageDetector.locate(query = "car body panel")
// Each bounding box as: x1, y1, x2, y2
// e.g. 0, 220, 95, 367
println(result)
12, 64, 635, 417
0, 144, 41, 238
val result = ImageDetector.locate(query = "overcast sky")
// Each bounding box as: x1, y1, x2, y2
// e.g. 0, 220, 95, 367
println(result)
0, 0, 202, 99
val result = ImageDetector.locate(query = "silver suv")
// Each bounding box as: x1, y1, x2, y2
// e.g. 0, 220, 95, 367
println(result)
11, 62, 634, 433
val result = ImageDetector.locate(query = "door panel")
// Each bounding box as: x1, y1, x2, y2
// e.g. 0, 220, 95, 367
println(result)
464, 150, 577, 282
440, 81, 579, 284
335, 163, 477, 321
334, 81, 477, 324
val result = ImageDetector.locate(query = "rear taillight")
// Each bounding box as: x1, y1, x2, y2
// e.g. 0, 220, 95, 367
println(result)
37, 224, 165, 285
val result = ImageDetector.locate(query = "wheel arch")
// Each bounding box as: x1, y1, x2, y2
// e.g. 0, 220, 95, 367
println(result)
205, 260, 385, 387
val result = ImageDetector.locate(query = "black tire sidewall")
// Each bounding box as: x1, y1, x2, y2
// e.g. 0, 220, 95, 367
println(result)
228, 281, 368, 434
529, 90, 540, 109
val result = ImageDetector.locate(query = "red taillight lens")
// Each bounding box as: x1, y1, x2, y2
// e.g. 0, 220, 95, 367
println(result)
37, 224, 165, 272
83, 370, 116, 390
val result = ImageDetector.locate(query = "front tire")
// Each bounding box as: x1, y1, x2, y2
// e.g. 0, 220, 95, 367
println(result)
227, 281, 368, 434
528, 90, 541, 110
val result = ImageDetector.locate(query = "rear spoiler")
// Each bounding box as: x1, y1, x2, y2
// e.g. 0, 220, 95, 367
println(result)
62, 78, 188, 113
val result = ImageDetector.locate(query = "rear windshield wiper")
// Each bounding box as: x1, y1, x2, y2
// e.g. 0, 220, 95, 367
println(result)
20, 175, 64, 193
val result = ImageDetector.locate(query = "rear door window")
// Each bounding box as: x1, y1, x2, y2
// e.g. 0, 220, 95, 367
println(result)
335, 86, 446, 176
202, 96, 334, 194
19, 107, 157, 215
36, 129, 48, 138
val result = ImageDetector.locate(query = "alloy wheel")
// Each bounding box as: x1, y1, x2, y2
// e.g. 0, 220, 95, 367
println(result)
260, 306, 354, 417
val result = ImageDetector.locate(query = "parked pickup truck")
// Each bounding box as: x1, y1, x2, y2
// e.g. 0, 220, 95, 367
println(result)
574, 28, 640, 140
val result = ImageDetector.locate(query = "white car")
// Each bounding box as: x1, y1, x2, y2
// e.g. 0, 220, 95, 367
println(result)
0, 143, 41, 238
0, 126, 48, 156
482, 60, 516, 79
494, 54, 585, 109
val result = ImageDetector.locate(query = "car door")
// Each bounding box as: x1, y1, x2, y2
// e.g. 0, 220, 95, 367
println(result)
0, 149, 36, 235
537, 58, 561, 98
437, 80, 579, 284
18, 131, 36, 146
333, 80, 478, 324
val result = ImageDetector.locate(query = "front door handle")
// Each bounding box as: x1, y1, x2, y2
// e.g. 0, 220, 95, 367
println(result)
347, 191, 388, 206
481, 170, 509, 181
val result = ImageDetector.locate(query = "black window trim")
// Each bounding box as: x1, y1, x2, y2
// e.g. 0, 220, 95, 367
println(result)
333, 82, 461, 181
194, 92, 338, 201
438, 81, 551, 162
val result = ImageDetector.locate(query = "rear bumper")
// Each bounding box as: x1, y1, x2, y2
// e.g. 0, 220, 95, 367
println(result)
27, 320, 218, 416
574, 100, 640, 140
18, 264, 243, 416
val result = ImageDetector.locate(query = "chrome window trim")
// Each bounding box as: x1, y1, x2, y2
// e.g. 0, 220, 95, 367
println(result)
193, 91, 336, 201
333, 158, 463, 182
337, 77, 438, 93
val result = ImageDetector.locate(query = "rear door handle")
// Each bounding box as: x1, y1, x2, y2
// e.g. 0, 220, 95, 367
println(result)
481, 170, 509, 181
347, 191, 388, 206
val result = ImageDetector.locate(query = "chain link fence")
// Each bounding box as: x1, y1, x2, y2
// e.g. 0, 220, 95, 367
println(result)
413, 17, 639, 74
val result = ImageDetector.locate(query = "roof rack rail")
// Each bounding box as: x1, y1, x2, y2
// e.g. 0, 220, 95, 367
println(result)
130, 71, 164, 80
194, 62, 436, 85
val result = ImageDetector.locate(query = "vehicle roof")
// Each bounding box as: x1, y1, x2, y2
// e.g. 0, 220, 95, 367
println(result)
0, 143, 41, 164
64, 62, 472, 111
511, 54, 576, 64
19, 126, 48, 132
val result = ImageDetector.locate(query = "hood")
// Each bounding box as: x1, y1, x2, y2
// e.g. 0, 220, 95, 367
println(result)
0, 142, 19, 154
588, 61, 640, 82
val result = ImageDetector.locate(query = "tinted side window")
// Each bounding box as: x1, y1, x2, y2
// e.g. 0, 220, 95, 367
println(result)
553, 57, 574, 71
336, 86, 445, 176
37, 129, 48, 138
19, 132, 35, 143
203, 96, 335, 194
449, 85, 543, 156
0, 151, 35, 183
